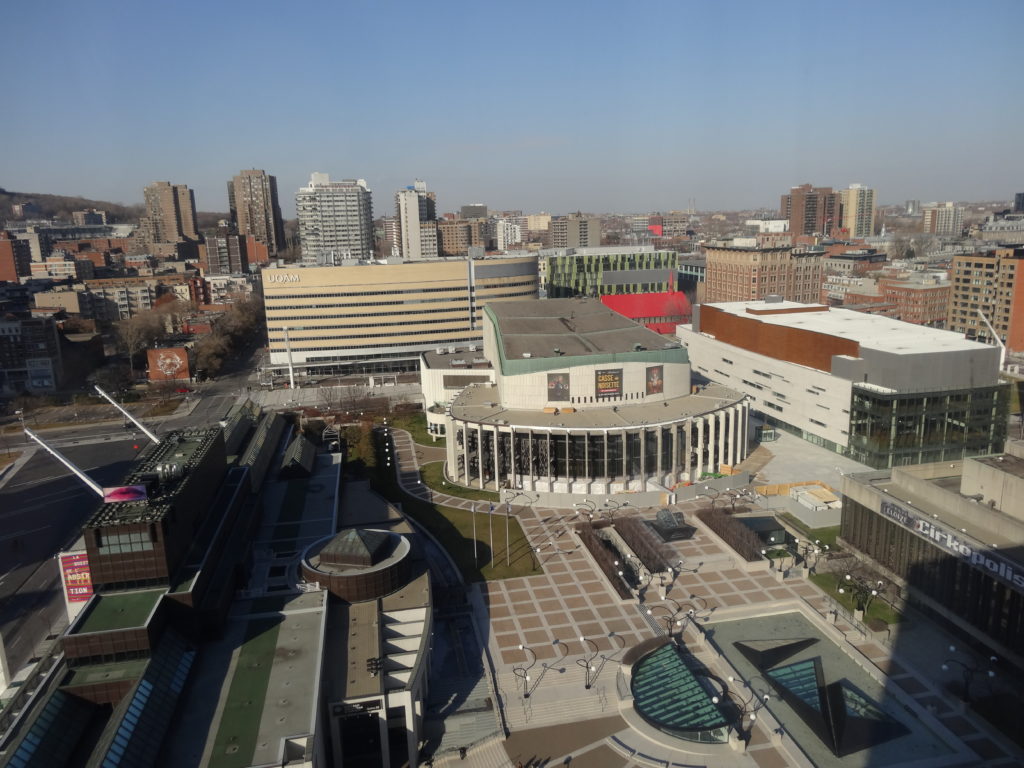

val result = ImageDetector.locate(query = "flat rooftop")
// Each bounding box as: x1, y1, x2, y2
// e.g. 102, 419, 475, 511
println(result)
488, 298, 683, 361
974, 452, 1024, 480
421, 346, 493, 370
704, 300, 987, 355
450, 381, 745, 429
74, 588, 165, 634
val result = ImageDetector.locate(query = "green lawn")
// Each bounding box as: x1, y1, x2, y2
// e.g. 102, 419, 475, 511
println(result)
208, 618, 283, 768
388, 411, 444, 448
419, 461, 500, 502
777, 512, 841, 552
809, 572, 902, 626
143, 397, 184, 417
373, 469, 539, 582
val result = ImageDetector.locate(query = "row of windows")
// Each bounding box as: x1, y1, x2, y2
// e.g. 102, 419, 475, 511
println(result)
267, 278, 536, 301
267, 285, 536, 311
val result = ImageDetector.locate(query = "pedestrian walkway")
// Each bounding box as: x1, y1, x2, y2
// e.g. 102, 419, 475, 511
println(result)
384, 427, 1023, 767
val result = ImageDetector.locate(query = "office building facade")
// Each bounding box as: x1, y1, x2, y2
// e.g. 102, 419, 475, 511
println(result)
296, 173, 374, 264
263, 255, 538, 375
841, 442, 1024, 665
703, 242, 823, 304
228, 169, 285, 255
545, 246, 677, 298
678, 299, 1007, 468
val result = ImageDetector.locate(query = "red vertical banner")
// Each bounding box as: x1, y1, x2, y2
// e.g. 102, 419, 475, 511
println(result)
60, 552, 94, 603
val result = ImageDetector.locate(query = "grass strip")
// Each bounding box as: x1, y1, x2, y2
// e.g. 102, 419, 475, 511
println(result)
208, 617, 283, 768
419, 461, 500, 502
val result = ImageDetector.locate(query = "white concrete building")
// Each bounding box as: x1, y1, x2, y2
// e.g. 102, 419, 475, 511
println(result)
296, 173, 374, 264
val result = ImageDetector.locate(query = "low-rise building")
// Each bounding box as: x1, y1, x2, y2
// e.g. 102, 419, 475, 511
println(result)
678, 298, 1007, 468
545, 245, 677, 298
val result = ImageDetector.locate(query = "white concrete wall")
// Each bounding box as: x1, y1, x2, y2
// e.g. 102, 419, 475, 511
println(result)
678, 326, 852, 448
495, 360, 690, 411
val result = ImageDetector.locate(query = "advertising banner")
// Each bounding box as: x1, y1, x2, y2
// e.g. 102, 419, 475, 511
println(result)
646, 365, 664, 395
547, 373, 570, 402
595, 369, 622, 399
102, 485, 149, 503
59, 552, 93, 604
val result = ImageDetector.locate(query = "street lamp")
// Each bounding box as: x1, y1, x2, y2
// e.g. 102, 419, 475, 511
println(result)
646, 605, 682, 637
940, 645, 997, 703
514, 643, 537, 698
577, 636, 599, 689
715, 676, 771, 732
837, 573, 884, 613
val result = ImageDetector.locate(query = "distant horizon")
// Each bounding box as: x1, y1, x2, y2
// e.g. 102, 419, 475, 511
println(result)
3, 0, 1022, 219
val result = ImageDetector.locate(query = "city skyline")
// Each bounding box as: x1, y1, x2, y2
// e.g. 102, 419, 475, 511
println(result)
3, 0, 1023, 217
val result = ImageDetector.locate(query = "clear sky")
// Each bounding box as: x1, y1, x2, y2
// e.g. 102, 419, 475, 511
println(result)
3, 0, 1023, 218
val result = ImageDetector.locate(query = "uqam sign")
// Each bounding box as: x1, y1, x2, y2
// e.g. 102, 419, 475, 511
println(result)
880, 500, 1024, 591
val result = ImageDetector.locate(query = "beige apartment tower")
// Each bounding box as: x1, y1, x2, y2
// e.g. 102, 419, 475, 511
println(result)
551, 214, 601, 248
838, 184, 876, 238
396, 180, 439, 260
140, 181, 199, 251
228, 169, 285, 255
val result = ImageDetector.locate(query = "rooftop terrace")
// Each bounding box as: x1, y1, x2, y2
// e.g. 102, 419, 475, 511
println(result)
74, 588, 165, 634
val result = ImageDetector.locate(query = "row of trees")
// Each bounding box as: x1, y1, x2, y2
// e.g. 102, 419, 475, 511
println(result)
114, 295, 264, 381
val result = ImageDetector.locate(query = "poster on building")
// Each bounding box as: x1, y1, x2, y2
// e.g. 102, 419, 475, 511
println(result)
59, 551, 93, 605
147, 347, 191, 382
595, 369, 623, 399
646, 365, 664, 395
547, 373, 570, 402
102, 485, 149, 503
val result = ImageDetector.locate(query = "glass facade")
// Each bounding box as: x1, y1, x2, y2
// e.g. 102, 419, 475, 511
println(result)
841, 497, 1024, 654
546, 250, 677, 298
846, 384, 1008, 469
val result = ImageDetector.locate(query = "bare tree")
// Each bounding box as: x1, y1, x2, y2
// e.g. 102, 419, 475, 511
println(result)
116, 312, 166, 379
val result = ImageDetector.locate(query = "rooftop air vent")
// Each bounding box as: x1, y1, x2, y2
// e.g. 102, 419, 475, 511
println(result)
522, 352, 532, 358
765, 294, 783, 303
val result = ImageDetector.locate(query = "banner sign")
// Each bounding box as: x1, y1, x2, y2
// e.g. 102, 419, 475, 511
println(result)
60, 552, 94, 603
547, 373, 569, 402
103, 485, 148, 503
595, 369, 622, 399
880, 500, 1024, 590
646, 365, 664, 395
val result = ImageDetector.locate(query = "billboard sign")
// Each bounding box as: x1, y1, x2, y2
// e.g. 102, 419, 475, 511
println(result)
595, 369, 622, 399
102, 485, 148, 503
59, 552, 94, 603
547, 373, 569, 402
646, 365, 664, 395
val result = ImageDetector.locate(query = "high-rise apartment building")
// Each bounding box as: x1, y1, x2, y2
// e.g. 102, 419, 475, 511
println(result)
0, 231, 32, 281
460, 203, 487, 219
837, 184, 876, 238
396, 180, 438, 261
203, 231, 249, 275
228, 169, 285, 255
494, 219, 522, 251
947, 247, 1024, 355
550, 214, 601, 248
780, 184, 839, 236
703, 241, 823, 303
140, 181, 199, 249
1013, 193, 1024, 214
437, 219, 490, 257
922, 202, 964, 236
296, 173, 374, 264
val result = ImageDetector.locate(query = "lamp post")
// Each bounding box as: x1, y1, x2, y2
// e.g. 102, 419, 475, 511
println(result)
577, 636, 599, 689
713, 681, 771, 735
646, 605, 682, 637
837, 573, 884, 615
514, 643, 537, 698
940, 645, 997, 703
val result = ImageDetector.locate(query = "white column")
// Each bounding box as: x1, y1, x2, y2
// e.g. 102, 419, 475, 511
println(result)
695, 419, 704, 479
446, 423, 458, 482
477, 424, 485, 489
405, 696, 418, 768
492, 428, 500, 490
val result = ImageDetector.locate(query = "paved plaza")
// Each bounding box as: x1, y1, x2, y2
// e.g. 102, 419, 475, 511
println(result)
386, 427, 1024, 768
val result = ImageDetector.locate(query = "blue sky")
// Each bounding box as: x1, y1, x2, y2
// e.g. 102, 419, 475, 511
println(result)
3, 0, 1022, 217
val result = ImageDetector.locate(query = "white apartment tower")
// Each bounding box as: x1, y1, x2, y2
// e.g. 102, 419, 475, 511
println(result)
923, 202, 965, 236
296, 173, 374, 264
838, 184, 876, 239
396, 180, 439, 261
495, 218, 522, 251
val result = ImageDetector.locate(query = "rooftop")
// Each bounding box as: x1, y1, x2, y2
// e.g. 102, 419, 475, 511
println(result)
421, 345, 493, 370
450, 381, 745, 430
74, 588, 165, 634
487, 298, 683, 361
704, 300, 987, 355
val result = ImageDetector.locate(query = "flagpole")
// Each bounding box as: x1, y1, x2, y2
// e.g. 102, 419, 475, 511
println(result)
472, 503, 478, 566
505, 500, 511, 567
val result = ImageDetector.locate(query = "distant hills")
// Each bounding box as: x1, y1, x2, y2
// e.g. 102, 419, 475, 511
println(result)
0, 188, 226, 229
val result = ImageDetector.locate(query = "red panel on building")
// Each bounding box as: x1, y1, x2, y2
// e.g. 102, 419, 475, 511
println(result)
600, 289, 692, 334
60, 552, 94, 603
